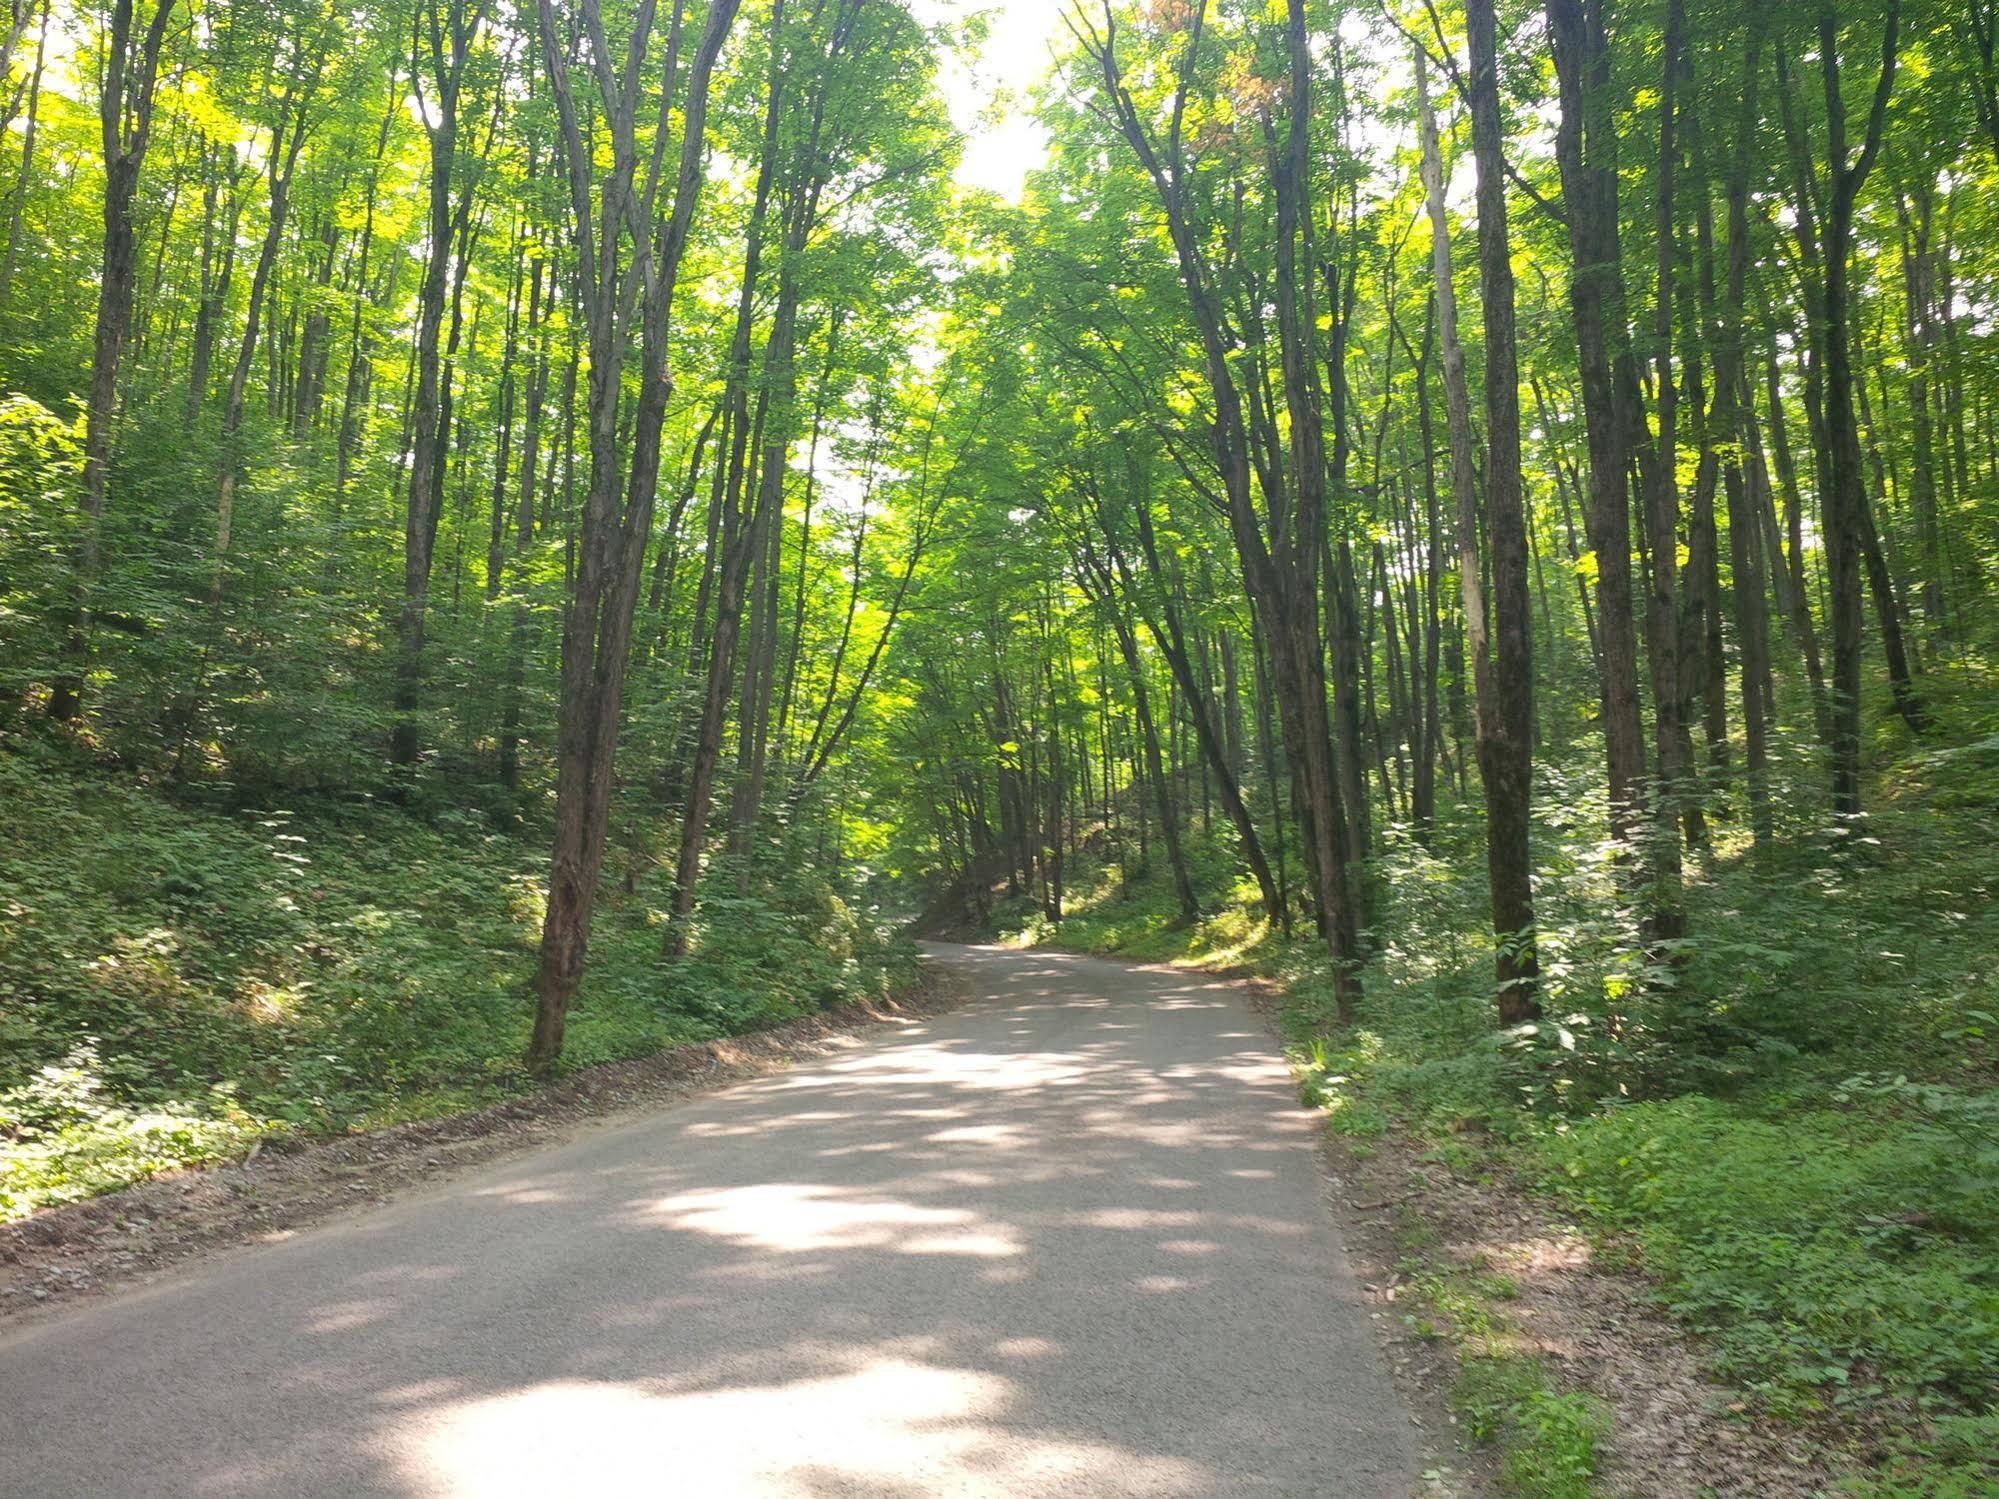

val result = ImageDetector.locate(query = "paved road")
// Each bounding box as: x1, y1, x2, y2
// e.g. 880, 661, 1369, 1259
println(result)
0, 944, 1419, 1498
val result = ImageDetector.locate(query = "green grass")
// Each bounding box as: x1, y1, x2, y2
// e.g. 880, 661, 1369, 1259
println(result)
1400, 1244, 1611, 1496
1540, 1093, 1999, 1420
0, 742, 919, 1218
987, 715, 1999, 1492
1456, 1356, 1612, 1499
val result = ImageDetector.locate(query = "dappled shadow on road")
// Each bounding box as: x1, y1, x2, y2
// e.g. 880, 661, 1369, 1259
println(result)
0, 946, 1416, 1498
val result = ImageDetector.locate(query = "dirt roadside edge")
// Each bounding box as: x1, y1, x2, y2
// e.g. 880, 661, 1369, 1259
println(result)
1049, 945, 1838, 1499
1, 964, 969, 1335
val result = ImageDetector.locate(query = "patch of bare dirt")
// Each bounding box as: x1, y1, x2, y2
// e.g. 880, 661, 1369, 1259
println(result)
1321, 1124, 1845, 1499
0, 967, 967, 1335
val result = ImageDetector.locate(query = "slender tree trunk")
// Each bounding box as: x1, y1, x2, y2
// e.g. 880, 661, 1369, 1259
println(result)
663, 0, 790, 956
1760, 339, 1832, 737
1118, 496, 1281, 920
49, 0, 177, 723
1896, 185, 1947, 636
333, 88, 398, 507
1545, 0, 1649, 861
216, 50, 325, 597
485, 233, 525, 604
527, 0, 741, 1070
0, 0, 50, 311
393, 0, 490, 768
292, 208, 340, 436
500, 258, 549, 789
1800, 4, 1908, 816
1455, 12, 1540, 1017
1084, 0, 1361, 1012
1712, 30, 1774, 849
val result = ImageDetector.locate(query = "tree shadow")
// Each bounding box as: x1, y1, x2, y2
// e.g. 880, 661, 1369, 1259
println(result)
0, 944, 1420, 1498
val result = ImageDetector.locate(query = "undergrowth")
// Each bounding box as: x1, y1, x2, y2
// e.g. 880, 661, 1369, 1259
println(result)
0, 742, 918, 1218
1404, 1238, 1612, 1497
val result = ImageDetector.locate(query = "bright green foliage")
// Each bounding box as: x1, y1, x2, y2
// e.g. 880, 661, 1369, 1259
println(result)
1542, 1095, 1999, 1415
0, 0, 950, 1206
4, 0, 1999, 1486
0, 397, 83, 687
0, 745, 915, 1218
1450, 1354, 1611, 1499
1405, 1250, 1611, 1495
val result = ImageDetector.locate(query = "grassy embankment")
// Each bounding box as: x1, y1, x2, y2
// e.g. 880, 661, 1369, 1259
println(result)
0, 741, 918, 1220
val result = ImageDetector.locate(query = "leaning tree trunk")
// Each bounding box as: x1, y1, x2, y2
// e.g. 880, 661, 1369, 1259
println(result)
526, 0, 743, 1071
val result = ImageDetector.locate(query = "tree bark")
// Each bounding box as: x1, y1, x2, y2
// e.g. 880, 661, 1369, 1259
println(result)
1453, 9, 1540, 1018
1544, 0, 1649, 858
526, 0, 742, 1071
49, 0, 177, 722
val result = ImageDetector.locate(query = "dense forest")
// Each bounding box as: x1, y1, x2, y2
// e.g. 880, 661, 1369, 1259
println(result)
2, 0, 1996, 1488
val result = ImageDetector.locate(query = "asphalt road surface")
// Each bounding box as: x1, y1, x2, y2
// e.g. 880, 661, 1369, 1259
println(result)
0, 943, 1420, 1497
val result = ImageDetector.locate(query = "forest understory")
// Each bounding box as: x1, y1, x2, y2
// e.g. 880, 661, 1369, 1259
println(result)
0, 741, 924, 1222
0, 936, 960, 1331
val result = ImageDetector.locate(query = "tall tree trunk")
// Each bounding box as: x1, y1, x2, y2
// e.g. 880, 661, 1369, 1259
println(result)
1126, 502, 1281, 921
333, 85, 399, 506
1795, 4, 1908, 816
1083, 0, 1362, 1013
216, 41, 327, 595
484, 232, 525, 604
1640, 0, 1694, 897
499, 256, 546, 791
662, 0, 792, 958
0, 0, 50, 311
725, 0, 856, 869
293, 206, 341, 436
773, 312, 843, 760
392, 0, 488, 768
725, 295, 800, 872
1896, 184, 1947, 636
1448, 13, 1540, 1018
1544, 0, 1649, 863
1711, 29, 1775, 849
49, 0, 177, 722
526, 0, 742, 1071
1759, 336, 1832, 737
185, 140, 239, 422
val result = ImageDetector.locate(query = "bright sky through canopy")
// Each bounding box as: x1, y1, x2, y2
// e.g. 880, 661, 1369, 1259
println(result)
924, 0, 1068, 199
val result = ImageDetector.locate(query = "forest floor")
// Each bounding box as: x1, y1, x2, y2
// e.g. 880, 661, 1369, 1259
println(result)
1319, 1076, 1834, 1499
0, 964, 965, 1332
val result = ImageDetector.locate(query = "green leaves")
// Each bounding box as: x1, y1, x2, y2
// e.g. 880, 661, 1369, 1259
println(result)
1540, 1094, 1999, 1418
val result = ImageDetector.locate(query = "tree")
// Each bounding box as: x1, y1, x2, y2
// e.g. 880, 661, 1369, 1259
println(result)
525, 0, 743, 1072
392, 0, 492, 768
1073, 0, 1365, 1016
1777, 0, 1918, 819
48, 0, 178, 722
1417, 2, 1538, 1020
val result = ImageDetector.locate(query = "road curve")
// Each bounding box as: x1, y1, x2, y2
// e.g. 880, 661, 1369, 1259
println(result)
0, 943, 1420, 1498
